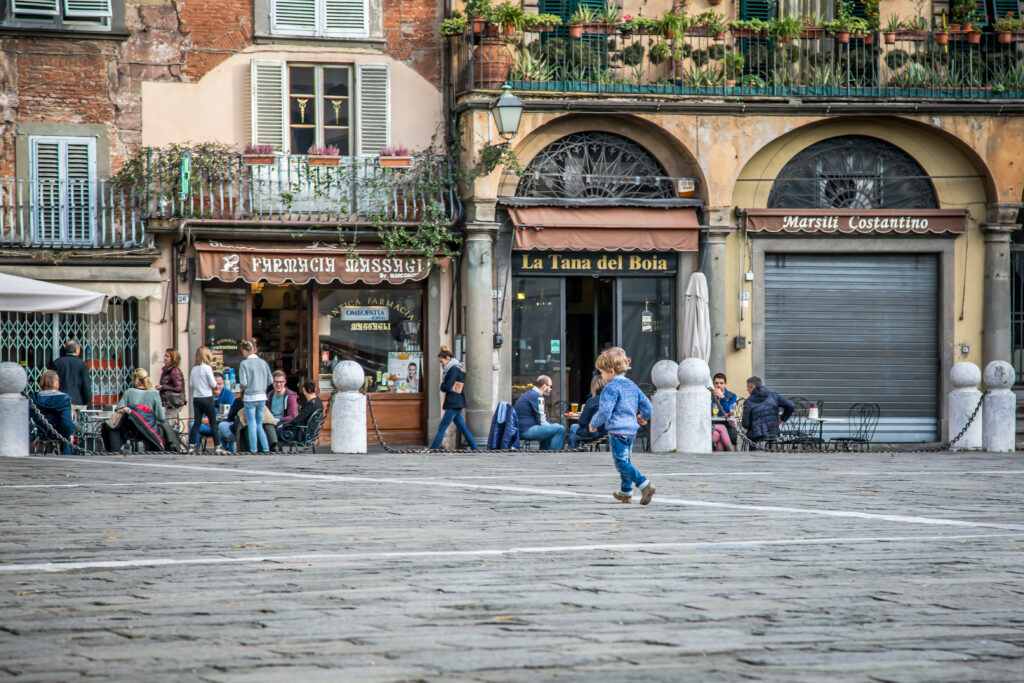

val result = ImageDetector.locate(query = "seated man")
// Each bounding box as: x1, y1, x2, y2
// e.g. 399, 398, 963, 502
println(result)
195, 372, 235, 448
513, 375, 566, 450
30, 370, 75, 454
276, 380, 323, 447
711, 372, 738, 451
740, 376, 795, 450
569, 375, 607, 449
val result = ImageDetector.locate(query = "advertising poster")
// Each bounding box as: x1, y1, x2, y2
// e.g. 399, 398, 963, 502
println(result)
387, 352, 422, 393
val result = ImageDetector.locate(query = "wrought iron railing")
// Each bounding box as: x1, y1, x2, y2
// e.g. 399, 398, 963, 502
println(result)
453, 29, 1024, 99
1011, 249, 1024, 384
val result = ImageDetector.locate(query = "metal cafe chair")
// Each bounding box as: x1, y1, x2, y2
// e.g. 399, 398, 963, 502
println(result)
281, 409, 325, 453
829, 403, 880, 452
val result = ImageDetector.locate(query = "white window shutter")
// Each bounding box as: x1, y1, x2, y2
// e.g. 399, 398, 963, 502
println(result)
325, 0, 368, 37
31, 141, 62, 244
272, 0, 317, 35
250, 59, 287, 152
64, 0, 111, 17
356, 63, 389, 156
65, 143, 93, 244
12, 0, 59, 15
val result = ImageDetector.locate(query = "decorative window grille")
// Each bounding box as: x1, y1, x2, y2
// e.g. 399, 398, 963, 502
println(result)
1, 297, 139, 405
515, 131, 674, 199
768, 135, 938, 209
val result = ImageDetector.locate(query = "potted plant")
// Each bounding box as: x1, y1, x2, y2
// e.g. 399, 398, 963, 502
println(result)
440, 10, 467, 38
648, 39, 672, 65
729, 18, 769, 38
568, 5, 598, 38
825, 10, 869, 43
660, 11, 686, 39
949, 0, 976, 29
721, 52, 744, 87
466, 0, 494, 34
800, 12, 826, 38
620, 15, 660, 35
492, 1, 524, 36
883, 14, 902, 43
899, 15, 929, 41
993, 13, 1024, 43
522, 13, 561, 32
741, 73, 766, 88
933, 26, 949, 45
770, 14, 804, 42
596, 4, 621, 33
967, 23, 982, 44
242, 143, 276, 165
378, 145, 413, 168
695, 10, 727, 40
307, 144, 341, 166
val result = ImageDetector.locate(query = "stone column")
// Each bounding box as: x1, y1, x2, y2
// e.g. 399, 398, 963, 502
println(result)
676, 357, 711, 454
0, 363, 29, 457
650, 360, 679, 453
705, 206, 734, 375
981, 203, 1020, 367
983, 360, 1016, 452
948, 361, 983, 451
463, 200, 498, 438
331, 361, 366, 454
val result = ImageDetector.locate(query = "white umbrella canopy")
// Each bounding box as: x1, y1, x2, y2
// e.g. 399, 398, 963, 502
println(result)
681, 272, 710, 363
0, 272, 107, 314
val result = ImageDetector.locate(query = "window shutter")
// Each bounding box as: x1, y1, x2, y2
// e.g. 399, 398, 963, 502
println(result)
272, 0, 317, 34
739, 0, 775, 20
989, 0, 1020, 21
250, 60, 287, 152
325, 0, 368, 36
64, 0, 111, 17
12, 0, 58, 14
356, 63, 389, 156
31, 141, 62, 244
65, 143, 93, 244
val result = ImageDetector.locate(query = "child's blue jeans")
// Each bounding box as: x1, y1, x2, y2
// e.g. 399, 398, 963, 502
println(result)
610, 433, 648, 495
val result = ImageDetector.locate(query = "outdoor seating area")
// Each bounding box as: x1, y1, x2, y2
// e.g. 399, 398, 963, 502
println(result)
760, 397, 881, 451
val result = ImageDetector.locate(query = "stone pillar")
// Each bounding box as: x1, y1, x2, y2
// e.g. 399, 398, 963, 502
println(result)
948, 361, 983, 451
983, 360, 1016, 452
650, 360, 679, 453
0, 363, 29, 457
981, 203, 1020, 367
331, 361, 366, 454
463, 202, 498, 438
705, 206, 733, 375
676, 357, 711, 454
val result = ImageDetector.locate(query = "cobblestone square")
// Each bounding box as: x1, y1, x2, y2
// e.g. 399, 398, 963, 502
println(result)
0, 450, 1022, 681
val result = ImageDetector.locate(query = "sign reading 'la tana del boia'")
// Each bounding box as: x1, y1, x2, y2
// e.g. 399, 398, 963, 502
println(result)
513, 252, 678, 275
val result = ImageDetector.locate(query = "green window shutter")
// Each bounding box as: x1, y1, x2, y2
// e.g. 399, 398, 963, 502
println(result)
250, 60, 287, 152
740, 0, 775, 20
989, 0, 1020, 21
356, 63, 389, 156
325, 0, 368, 36
12, 0, 59, 14
32, 141, 62, 244
64, 0, 111, 17
65, 143, 93, 244
272, 0, 317, 34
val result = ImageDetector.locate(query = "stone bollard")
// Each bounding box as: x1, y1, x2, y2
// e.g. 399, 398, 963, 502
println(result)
676, 357, 711, 454
948, 361, 983, 451
0, 362, 29, 458
650, 360, 679, 452
331, 361, 367, 454
983, 361, 1016, 452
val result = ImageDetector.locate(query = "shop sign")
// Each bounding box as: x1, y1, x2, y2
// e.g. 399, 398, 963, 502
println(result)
340, 306, 389, 322
513, 251, 678, 275
744, 209, 967, 234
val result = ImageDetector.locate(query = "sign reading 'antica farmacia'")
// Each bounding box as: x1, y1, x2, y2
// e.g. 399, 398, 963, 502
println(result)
744, 209, 967, 234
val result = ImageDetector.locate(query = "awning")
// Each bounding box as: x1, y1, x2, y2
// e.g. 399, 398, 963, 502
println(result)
0, 265, 163, 300
508, 207, 700, 251
0, 273, 107, 314
195, 240, 445, 285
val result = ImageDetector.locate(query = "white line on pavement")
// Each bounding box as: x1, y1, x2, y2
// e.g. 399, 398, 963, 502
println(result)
0, 533, 1016, 574
0, 479, 290, 489
37, 457, 1024, 533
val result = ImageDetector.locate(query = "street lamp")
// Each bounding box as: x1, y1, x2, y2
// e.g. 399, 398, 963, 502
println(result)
490, 83, 523, 141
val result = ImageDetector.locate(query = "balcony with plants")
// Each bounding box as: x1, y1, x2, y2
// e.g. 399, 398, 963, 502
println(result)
449, 0, 1024, 101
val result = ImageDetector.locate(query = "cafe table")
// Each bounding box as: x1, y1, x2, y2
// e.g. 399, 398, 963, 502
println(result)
806, 417, 844, 441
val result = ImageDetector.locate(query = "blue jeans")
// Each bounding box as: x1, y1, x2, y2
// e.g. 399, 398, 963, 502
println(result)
610, 433, 648, 495
218, 421, 236, 452
430, 409, 478, 450
244, 401, 269, 452
521, 423, 566, 450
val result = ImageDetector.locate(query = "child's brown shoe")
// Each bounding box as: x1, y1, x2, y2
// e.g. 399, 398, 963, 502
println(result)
640, 483, 656, 505
612, 491, 632, 504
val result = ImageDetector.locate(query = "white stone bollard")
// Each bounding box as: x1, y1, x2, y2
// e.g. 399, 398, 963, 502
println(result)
650, 360, 679, 453
948, 361, 983, 451
331, 361, 367, 454
982, 361, 1016, 453
0, 362, 29, 458
676, 357, 711, 454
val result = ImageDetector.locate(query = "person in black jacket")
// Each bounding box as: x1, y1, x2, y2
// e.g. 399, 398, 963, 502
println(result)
277, 380, 323, 445
428, 346, 478, 451
740, 376, 795, 449
48, 340, 92, 407
569, 375, 607, 448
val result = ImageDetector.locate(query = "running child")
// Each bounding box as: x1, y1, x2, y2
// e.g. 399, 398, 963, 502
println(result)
589, 347, 655, 505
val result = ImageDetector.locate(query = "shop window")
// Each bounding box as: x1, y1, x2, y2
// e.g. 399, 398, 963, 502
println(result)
3, 0, 119, 31
270, 0, 368, 38
767, 135, 938, 209
318, 288, 422, 394
204, 288, 247, 386
29, 136, 97, 247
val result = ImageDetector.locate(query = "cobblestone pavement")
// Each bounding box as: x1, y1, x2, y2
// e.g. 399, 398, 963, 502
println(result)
0, 449, 1022, 682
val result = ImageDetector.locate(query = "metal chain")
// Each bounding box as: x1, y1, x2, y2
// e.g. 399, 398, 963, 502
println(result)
27, 397, 92, 455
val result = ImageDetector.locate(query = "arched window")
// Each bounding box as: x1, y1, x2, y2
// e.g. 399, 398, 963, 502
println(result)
768, 135, 938, 209
515, 131, 674, 199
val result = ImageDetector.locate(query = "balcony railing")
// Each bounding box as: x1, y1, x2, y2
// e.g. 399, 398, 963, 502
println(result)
0, 178, 148, 250
139, 153, 462, 225
453, 29, 1024, 100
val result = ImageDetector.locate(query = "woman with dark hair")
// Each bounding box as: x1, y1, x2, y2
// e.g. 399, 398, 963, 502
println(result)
428, 347, 478, 451
155, 348, 185, 410
276, 380, 324, 445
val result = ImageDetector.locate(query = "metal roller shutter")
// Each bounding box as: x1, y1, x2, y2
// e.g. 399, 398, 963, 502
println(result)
764, 253, 939, 442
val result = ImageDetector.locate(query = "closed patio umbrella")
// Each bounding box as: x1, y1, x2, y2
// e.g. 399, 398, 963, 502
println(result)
0, 272, 107, 314
681, 272, 710, 363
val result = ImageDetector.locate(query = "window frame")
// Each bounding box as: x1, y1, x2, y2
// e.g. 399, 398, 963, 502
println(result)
29, 134, 98, 247
287, 62, 354, 155
270, 0, 370, 39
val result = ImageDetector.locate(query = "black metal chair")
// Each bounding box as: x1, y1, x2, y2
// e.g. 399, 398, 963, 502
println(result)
829, 403, 880, 451
281, 409, 325, 453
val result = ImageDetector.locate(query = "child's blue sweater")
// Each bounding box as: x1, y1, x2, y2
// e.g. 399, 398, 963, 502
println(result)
589, 375, 652, 436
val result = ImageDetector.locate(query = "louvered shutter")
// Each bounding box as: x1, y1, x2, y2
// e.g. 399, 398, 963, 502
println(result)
356, 63, 389, 156
325, 0, 368, 36
272, 0, 317, 35
12, 0, 58, 14
32, 142, 62, 245
739, 0, 775, 20
65, 143, 93, 244
64, 0, 111, 17
989, 0, 1020, 21
250, 60, 287, 152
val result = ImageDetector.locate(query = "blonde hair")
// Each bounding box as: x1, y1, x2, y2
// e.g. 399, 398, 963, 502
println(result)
134, 368, 154, 391
40, 369, 59, 390
194, 345, 213, 366
595, 347, 629, 375
240, 339, 256, 354
164, 348, 181, 368
437, 346, 453, 360
590, 374, 606, 397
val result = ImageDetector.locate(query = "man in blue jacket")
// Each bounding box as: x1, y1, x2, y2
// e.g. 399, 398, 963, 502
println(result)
513, 375, 566, 450
740, 376, 795, 449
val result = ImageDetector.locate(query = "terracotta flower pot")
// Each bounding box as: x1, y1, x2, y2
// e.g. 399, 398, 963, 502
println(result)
569, 24, 583, 38
862, 32, 874, 45
967, 31, 981, 44
307, 156, 340, 166
242, 155, 275, 165
996, 30, 1013, 44
379, 156, 413, 168
884, 31, 895, 44
934, 30, 949, 45
836, 30, 850, 43
801, 26, 824, 39
473, 37, 513, 89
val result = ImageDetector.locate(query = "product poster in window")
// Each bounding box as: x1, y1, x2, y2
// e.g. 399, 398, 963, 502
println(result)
387, 352, 422, 393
